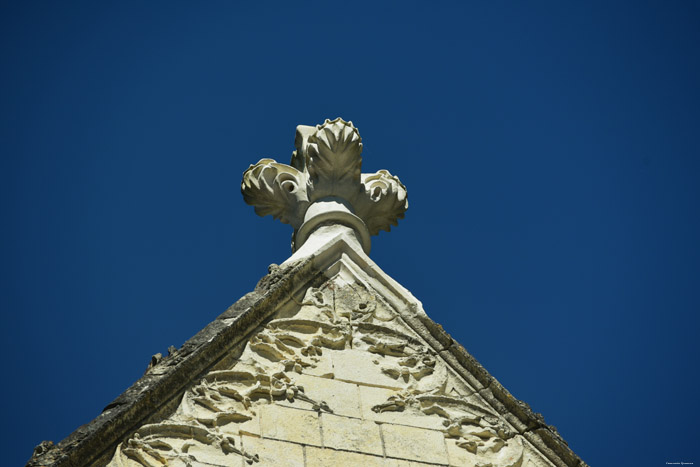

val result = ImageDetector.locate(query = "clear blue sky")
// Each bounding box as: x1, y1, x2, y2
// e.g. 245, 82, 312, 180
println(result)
2, 2, 699, 465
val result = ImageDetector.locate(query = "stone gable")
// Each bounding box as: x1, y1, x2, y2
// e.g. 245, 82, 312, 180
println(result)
28, 119, 586, 467
104, 251, 557, 467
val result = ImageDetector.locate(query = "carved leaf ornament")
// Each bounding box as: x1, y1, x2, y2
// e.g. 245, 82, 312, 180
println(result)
108, 279, 532, 467
241, 118, 408, 241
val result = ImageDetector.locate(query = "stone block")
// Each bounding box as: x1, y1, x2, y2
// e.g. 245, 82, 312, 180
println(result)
238, 413, 262, 437
321, 413, 383, 455
383, 461, 442, 467
446, 435, 529, 467
295, 373, 361, 418
301, 351, 335, 378
176, 443, 244, 467
385, 459, 439, 466
305, 446, 385, 467
445, 437, 479, 467
331, 349, 404, 389
358, 385, 445, 431
523, 430, 567, 467
438, 349, 487, 392
259, 404, 322, 446
521, 436, 557, 467
240, 435, 304, 467
381, 423, 448, 464
218, 412, 261, 437
476, 386, 527, 434
384, 460, 412, 467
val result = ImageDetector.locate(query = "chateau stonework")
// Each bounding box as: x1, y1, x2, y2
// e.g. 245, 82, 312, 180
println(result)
29, 119, 587, 467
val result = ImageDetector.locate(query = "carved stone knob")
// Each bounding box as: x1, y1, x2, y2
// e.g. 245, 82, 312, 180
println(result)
241, 118, 408, 253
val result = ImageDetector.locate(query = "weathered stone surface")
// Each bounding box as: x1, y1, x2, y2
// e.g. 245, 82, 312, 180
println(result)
386, 461, 432, 467
445, 437, 479, 467
521, 436, 559, 467
320, 413, 383, 456
236, 412, 261, 437
358, 385, 446, 431
381, 423, 448, 464
259, 405, 322, 447
445, 435, 528, 467
294, 374, 361, 418
331, 349, 405, 390
240, 435, 304, 467
305, 447, 385, 467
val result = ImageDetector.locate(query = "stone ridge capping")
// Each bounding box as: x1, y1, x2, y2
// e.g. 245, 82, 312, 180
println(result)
414, 314, 589, 467
26, 258, 319, 467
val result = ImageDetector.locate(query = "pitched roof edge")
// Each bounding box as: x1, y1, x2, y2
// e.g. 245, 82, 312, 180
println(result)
293, 239, 589, 467
27, 257, 319, 467
410, 311, 589, 467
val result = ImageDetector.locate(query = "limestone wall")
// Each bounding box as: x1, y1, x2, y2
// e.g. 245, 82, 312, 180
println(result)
106, 265, 556, 467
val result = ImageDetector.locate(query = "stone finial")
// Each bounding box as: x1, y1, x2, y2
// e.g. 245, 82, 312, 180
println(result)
241, 118, 408, 253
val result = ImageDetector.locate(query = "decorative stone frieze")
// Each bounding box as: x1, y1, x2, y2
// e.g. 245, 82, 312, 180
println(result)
105, 264, 555, 467
241, 118, 408, 253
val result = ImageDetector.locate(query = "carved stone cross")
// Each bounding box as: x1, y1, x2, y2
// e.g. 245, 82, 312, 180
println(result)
241, 118, 408, 254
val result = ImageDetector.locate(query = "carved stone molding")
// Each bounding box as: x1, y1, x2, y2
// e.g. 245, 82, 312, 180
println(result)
241, 118, 408, 253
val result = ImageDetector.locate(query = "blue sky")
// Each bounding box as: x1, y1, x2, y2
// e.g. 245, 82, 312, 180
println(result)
2, 2, 699, 465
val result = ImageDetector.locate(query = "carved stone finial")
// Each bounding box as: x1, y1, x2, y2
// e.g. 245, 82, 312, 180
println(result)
241, 118, 408, 253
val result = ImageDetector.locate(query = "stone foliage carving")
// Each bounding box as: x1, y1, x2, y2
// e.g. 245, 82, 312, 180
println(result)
241, 118, 408, 239
107, 268, 546, 467
111, 423, 258, 467
240, 159, 308, 227
372, 390, 524, 467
